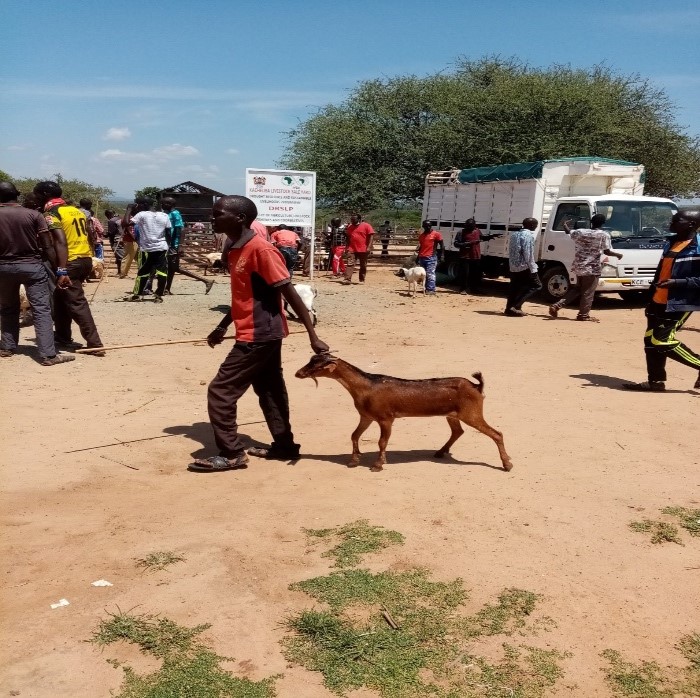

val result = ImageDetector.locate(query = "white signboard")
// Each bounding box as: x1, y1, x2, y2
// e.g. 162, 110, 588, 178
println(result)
245, 168, 316, 227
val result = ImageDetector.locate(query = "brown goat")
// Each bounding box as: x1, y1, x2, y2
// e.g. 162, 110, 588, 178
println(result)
295, 354, 513, 473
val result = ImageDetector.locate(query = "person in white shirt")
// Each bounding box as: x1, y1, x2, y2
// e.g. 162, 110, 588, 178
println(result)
124, 198, 171, 302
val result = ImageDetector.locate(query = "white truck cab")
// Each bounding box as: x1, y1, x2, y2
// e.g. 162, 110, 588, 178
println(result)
422, 159, 678, 301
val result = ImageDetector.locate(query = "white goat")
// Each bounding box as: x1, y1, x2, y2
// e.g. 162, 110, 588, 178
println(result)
285, 283, 318, 326
204, 252, 228, 275
394, 266, 426, 297
90, 257, 106, 281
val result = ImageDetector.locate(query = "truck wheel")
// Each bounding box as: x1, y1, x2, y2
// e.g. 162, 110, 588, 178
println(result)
539, 266, 569, 303
447, 260, 460, 282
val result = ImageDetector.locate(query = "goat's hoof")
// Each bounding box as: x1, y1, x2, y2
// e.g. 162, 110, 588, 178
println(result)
370, 465, 384, 472
434, 450, 448, 458
502, 461, 514, 472
347, 460, 360, 468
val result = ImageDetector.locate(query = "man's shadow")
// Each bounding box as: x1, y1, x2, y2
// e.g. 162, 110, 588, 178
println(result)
163, 421, 266, 458
570, 373, 696, 394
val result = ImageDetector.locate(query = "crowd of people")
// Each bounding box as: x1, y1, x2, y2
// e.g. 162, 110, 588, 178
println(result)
2, 179, 699, 473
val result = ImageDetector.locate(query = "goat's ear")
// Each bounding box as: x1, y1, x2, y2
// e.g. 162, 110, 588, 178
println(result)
326, 362, 337, 373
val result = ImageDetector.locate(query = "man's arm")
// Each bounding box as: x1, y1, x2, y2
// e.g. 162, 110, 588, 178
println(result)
38, 230, 57, 268
603, 246, 623, 260
525, 236, 538, 274
49, 227, 72, 288
280, 283, 329, 354
436, 238, 444, 259
207, 308, 233, 347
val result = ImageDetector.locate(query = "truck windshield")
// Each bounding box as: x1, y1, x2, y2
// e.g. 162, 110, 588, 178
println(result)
595, 201, 677, 240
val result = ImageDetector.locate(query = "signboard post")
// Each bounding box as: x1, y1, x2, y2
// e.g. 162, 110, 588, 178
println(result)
245, 168, 317, 281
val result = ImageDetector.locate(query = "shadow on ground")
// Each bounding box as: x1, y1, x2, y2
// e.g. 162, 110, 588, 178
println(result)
163, 421, 266, 458
570, 373, 696, 395
301, 448, 503, 471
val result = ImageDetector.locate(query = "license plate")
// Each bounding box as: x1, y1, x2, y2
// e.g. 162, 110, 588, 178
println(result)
630, 278, 648, 286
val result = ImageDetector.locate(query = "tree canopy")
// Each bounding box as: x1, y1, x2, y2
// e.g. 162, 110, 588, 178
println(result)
281, 58, 700, 210
134, 186, 162, 203
6, 172, 114, 210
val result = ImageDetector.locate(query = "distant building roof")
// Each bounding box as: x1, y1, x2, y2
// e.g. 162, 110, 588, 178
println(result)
160, 181, 224, 196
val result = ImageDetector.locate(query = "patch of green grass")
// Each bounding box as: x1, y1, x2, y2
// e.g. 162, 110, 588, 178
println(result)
91, 610, 277, 698
304, 520, 405, 568
602, 633, 700, 697
135, 551, 186, 572
662, 507, 700, 537
629, 520, 683, 545
284, 568, 565, 697
462, 588, 539, 637
601, 649, 672, 697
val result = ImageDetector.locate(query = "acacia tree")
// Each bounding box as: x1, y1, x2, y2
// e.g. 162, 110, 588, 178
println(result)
282, 58, 700, 209
134, 186, 162, 202
12, 172, 113, 210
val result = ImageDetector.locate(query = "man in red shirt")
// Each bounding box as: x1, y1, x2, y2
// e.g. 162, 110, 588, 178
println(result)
270, 224, 302, 276
343, 213, 374, 284
189, 195, 328, 472
416, 220, 444, 294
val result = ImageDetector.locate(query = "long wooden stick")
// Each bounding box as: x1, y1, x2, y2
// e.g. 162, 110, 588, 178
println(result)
64, 420, 267, 453
76, 330, 308, 353
75, 337, 235, 353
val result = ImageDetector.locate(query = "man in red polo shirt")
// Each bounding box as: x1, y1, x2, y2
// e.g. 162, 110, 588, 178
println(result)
343, 213, 374, 284
189, 195, 328, 472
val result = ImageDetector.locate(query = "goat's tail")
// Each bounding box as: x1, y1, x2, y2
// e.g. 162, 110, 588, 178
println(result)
471, 371, 485, 394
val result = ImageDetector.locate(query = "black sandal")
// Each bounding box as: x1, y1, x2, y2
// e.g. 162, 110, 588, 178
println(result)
247, 446, 300, 461
622, 381, 666, 392
188, 454, 249, 472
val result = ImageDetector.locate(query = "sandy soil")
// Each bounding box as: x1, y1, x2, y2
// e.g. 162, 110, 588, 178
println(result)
1, 267, 699, 697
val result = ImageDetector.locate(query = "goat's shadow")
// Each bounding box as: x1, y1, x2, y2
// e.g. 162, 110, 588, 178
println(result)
209, 304, 231, 313
301, 449, 504, 471
570, 373, 698, 395
163, 421, 266, 459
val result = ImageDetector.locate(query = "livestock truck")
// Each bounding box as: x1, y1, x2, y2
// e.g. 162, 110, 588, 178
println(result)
421, 157, 678, 302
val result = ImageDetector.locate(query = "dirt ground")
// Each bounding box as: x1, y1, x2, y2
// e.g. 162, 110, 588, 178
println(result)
1, 267, 699, 697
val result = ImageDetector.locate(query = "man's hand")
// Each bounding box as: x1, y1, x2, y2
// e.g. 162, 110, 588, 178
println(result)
207, 326, 227, 348
311, 337, 329, 354
57, 275, 72, 289
656, 279, 675, 288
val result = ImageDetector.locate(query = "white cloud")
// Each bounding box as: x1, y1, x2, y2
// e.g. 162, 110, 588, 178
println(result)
98, 143, 199, 163
7, 145, 26, 151
152, 143, 199, 158
104, 127, 132, 141
98, 148, 148, 162
225, 148, 239, 155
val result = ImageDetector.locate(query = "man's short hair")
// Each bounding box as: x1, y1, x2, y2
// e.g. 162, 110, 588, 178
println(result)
34, 180, 62, 199
105, 209, 115, 218
135, 197, 153, 210
591, 213, 607, 228
219, 195, 258, 225
79, 198, 93, 209
0, 182, 20, 203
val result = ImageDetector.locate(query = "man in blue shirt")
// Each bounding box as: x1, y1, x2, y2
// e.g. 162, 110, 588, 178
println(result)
505, 217, 542, 316
161, 197, 214, 295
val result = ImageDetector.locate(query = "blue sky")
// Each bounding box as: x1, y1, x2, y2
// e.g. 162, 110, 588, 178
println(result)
2, 0, 698, 198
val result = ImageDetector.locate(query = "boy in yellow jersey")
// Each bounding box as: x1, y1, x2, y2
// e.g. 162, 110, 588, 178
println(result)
624, 210, 700, 391
33, 181, 104, 355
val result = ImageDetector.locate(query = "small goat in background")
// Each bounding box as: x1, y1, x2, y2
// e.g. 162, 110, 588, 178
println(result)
285, 283, 318, 326
394, 266, 426, 297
